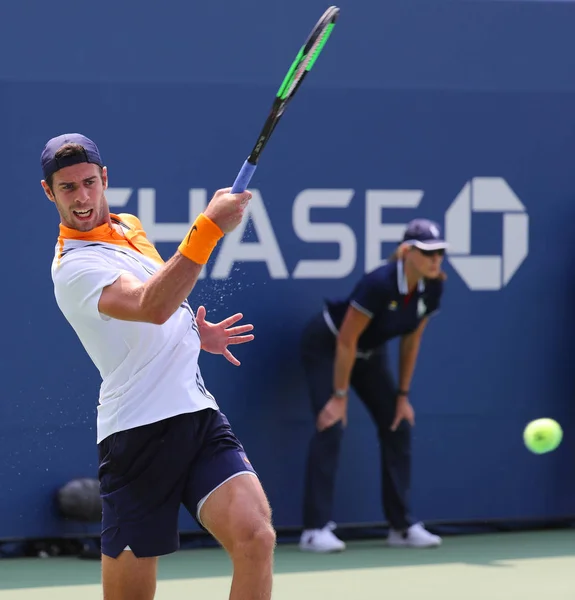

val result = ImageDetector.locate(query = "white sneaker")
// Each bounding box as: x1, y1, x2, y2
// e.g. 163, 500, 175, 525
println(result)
387, 522, 442, 548
299, 521, 346, 553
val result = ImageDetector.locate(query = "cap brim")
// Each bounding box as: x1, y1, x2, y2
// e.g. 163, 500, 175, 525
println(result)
409, 240, 449, 251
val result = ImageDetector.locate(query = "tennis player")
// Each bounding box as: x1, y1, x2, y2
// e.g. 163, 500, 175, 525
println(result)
299, 219, 447, 552
41, 133, 275, 600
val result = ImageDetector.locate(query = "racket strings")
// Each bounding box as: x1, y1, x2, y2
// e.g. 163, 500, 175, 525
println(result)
305, 22, 336, 71
284, 23, 335, 98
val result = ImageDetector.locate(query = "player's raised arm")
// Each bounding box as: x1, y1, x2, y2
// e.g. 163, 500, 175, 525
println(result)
98, 188, 251, 324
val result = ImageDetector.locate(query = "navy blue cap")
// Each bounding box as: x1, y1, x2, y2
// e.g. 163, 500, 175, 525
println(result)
41, 133, 103, 180
402, 218, 448, 251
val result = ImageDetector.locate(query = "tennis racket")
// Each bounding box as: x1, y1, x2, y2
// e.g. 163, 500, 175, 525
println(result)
231, 5, 340, 194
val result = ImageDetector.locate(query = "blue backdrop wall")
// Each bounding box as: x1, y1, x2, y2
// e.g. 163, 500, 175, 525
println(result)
1, 0, 575, 540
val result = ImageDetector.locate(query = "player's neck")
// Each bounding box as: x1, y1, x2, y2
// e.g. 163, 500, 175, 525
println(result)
59, 213, 122, 238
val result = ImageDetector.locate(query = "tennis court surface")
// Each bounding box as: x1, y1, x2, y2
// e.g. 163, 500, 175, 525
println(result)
0, 529, 573, 599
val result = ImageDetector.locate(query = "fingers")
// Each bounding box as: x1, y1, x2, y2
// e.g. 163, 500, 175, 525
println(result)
216, 187, 252, 204
196, 305, 206, 323
390, 412, 415, 431
234, 189, 252, 200
239, 192, 251, 208
220, 312, 244, 327
317, 414, 342, 432
316, 409, 329, 432
209, 311, 255, 333
317, 409, 340, 432
208, 311, 255, 336
206, 189, 252, 234
226, 324, 254, 336
227, 334, 255, 345
223, 349, 240, 367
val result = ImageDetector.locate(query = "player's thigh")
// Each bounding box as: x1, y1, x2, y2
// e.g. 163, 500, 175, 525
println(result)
182, 409, 275, 553
199, 472, 275, 555
102, 552, 158, 600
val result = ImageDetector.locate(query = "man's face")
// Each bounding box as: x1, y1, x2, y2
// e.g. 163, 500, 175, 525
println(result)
42, 163, 109, 232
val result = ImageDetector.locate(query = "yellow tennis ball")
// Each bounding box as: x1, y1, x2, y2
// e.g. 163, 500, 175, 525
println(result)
523, 418, 563, 454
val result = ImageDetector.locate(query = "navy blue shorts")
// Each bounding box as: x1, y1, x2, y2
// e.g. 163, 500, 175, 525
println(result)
97, 409, 257, 558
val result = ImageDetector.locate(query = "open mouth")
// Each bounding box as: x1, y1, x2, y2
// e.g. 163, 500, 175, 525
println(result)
73, 209, 93, 221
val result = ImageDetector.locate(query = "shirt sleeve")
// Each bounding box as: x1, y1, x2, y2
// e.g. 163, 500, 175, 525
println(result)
52, 250, 129, 321
348, 270, 390, 318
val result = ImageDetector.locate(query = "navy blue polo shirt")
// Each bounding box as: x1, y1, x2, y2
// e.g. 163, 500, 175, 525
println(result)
324, 260, 443, 353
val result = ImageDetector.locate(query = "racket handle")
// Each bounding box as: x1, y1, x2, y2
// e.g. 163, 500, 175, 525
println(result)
231, 160, 257, 194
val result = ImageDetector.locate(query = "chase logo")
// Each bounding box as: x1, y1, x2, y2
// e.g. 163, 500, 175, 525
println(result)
445, 178, 529, 291
106, 177, 529, 292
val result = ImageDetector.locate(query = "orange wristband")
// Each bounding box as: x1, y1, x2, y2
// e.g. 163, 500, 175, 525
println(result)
178, 213, 224, 264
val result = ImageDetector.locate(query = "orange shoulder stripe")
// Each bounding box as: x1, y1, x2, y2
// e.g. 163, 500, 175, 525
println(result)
56, 214, 164, 266
116, 214, 164, 265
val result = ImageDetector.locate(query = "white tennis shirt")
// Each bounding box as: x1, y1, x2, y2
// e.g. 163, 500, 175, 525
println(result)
51, 213, 218, 444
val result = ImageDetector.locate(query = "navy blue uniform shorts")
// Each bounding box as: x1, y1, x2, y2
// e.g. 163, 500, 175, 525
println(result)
97, 408, 257, 558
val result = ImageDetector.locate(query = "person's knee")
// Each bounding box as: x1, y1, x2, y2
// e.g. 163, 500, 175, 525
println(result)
230, 493, 276, 560
230, 516, 276, 562
200, 474, 276, 562
223, 489, 276, 562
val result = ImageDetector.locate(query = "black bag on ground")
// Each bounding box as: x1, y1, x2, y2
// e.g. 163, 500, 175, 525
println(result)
57, 477, 102, 522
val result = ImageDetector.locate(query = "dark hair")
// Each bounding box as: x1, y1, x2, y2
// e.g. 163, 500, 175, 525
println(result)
45, 143, 104, 190
388, 244, 447, 282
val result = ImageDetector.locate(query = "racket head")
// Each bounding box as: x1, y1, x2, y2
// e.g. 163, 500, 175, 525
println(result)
276, 6, 339, 103
243, 5, 339, 168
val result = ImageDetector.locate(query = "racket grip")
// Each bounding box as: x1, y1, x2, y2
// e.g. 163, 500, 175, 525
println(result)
231, 160, 257, 194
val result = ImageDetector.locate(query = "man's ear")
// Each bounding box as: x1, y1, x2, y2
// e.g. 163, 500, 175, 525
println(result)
41, 180, 55, 203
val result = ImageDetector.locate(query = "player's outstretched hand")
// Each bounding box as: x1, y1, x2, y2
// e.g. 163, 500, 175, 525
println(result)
196, 305, 254, 366
204, 187, 252, 234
